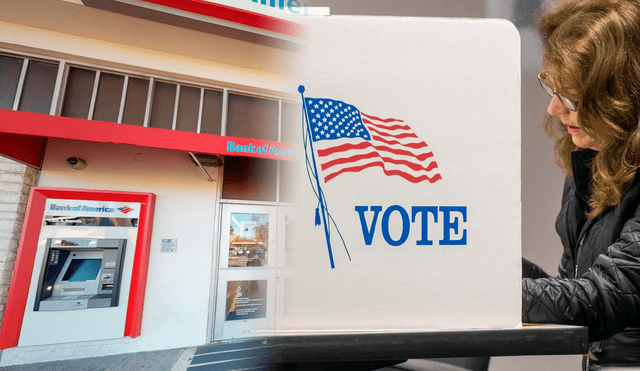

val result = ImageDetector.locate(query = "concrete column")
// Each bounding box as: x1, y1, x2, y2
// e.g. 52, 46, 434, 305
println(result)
0, 157, 38, 327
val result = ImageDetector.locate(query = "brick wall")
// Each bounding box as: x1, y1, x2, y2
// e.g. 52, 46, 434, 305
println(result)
0, 157, 38, 327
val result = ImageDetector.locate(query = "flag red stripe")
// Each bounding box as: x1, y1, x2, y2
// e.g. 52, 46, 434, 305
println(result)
317, 141, 434, 161
321, 151, 439, 173
360, 113, 404, 123
371, 135, 428, 149
362, 119, 414, 132
324, 161, 443, 183
367, 126, 419, 139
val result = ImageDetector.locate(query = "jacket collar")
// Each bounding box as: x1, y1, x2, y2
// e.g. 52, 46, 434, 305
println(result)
571, 149, 597, 205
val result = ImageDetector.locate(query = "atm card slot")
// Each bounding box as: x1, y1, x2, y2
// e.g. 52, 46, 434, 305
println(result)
63, 288, 85, 292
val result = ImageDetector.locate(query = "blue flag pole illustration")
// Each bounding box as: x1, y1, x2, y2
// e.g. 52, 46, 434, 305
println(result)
299, 85, 336, 269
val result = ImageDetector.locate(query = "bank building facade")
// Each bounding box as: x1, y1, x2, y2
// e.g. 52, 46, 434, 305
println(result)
0, 0, 303, 364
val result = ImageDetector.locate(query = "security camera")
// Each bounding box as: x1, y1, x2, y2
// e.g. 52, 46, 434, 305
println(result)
66, 157, 87, 170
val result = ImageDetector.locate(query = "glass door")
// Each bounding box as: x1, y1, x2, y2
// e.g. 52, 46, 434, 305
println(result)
214, 204, 277, 340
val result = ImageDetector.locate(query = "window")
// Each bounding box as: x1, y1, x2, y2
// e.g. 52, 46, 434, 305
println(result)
200, 89, 223, 135
175, 85, 200, 133
19, 60, 58, 114
58, 68, 225, 134
61, 67, 94, 119
1, 52, 299, 149
226, 93, 278, 141
0, 55, 23, 110
122, 77, 150, 126
0, 56, 60, 114
222, 156, 278, 201
94, 72, 125, 123
149, 81, 177, 130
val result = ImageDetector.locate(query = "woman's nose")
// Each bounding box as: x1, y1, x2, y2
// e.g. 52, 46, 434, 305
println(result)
547, 95, 567, 116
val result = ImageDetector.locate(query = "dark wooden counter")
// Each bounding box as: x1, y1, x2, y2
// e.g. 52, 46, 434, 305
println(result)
189, 325, 588, 370
265, 325, 588, 362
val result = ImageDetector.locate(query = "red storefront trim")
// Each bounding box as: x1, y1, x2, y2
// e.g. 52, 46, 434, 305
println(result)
139, 0, 305, 37
0, 132, 46, 168
0, 109, 298, 167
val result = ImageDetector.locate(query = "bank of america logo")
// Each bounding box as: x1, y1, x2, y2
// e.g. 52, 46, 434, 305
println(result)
118, 206, 134, 214
303, 97, 441, 183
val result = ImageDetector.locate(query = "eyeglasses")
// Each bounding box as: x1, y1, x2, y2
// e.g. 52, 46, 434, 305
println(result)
538, 72, 578, 111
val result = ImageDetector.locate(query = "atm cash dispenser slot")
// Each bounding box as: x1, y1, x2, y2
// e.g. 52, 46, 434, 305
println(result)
34, 238, 126, 311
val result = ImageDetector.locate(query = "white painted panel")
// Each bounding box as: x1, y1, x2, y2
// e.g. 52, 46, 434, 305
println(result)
277, 16, 521, 331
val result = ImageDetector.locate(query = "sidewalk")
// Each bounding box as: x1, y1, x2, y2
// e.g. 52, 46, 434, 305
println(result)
0, 339, 483, 371
0, 339, 284, 371
0, 347, 194, 371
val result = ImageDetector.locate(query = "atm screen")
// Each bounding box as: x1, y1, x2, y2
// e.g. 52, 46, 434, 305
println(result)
62, 259, 102, 282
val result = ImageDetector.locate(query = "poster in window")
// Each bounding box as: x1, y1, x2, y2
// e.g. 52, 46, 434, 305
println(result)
225, 280, 267, 321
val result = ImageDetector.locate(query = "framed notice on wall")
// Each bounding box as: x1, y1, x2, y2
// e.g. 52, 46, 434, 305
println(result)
0, 188, 155, 349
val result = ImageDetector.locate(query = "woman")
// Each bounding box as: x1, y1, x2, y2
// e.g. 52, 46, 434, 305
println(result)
522, 0, 640, 369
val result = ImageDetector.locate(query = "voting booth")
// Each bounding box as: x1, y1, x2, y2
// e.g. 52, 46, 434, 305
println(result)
216, 16, 522, 336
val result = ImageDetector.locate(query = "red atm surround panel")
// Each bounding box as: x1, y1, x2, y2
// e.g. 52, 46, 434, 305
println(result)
0, 188, 155, 349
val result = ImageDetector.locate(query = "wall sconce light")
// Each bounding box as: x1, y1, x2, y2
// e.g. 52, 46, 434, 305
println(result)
67, 157, 87, 170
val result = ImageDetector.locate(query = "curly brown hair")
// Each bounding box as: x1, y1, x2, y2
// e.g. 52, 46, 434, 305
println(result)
540, 0, 640, 218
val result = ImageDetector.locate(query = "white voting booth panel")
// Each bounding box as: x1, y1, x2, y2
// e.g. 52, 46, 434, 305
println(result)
275, 16, 521, 332
18, 199, 140, 346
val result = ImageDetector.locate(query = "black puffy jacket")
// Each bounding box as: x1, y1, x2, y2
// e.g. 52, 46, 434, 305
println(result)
522, 149, 640, 369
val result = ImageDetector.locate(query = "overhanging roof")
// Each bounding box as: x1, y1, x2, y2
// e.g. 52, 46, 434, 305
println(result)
82, 0, 305, 51
0, 0, 303, 78
0, 109, 297, 168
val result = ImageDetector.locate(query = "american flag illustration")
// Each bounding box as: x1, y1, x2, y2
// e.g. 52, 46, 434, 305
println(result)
304, 97, 442, 183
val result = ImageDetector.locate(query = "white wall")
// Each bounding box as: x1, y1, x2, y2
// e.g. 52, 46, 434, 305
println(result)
0, 139, 221, 365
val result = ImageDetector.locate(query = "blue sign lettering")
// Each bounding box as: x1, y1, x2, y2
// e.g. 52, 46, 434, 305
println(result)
440, 206, 468, 245
227, 141, 296, 158
412, 206, 438, 245
288, 0, 301, 13
381, 205, 410, 246
355, 206, 381, 245
356, 205, 468, 246
252, 0, 308, 15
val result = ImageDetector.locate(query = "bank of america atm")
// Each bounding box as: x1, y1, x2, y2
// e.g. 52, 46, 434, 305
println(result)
34, 238, 126, 311
13, 196, 146, 347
